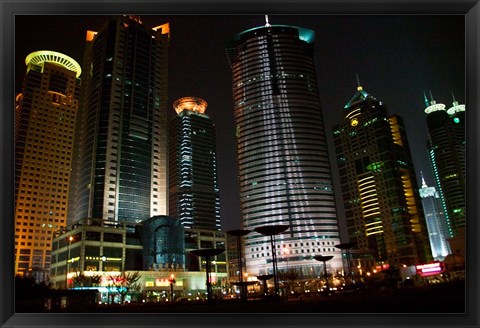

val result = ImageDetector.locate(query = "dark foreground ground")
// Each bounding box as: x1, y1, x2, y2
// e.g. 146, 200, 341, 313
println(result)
20, 281, 465, 314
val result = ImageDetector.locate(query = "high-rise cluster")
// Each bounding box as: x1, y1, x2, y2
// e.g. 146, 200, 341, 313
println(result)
15, 16, 227, 284
14, 16, 465, 293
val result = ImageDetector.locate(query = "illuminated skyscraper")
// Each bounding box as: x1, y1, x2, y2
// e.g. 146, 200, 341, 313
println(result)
14, 51, 81, 278
424, 94, 465, 240
419, 174, 451, 260
169, 97, 221, 230
332, 84, 432, 266
226, 22, 342, 277
68, 16, 170, 227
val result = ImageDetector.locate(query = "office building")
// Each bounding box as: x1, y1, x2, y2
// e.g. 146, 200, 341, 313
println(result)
424, 94, 465, 239
226, 22, 342, 277
184, 229, 228, 274
168, 97, 221, 231
14, 50, 81, 278
68, 16, 170, 227
49, 218, 228, 299
332, 84, 432, 266
419, 175, 451, 260
49, 217, 143, 288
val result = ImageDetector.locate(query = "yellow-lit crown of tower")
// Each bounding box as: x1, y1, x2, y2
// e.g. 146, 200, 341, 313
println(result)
25, 50, 82, 78
173, 97, 208, 114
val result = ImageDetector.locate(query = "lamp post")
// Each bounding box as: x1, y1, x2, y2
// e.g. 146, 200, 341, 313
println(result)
190, 248, 225, 306
334, 242, 356, 285
65, 235, 73, 289
283, 247, 290, 270
256, 274, 274, 297
254, 225, 289, 297
226, 229, 251, 302
168, 274, 176, 304
314, 255, 334, 295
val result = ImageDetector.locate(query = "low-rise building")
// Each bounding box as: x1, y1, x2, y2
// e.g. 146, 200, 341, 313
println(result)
49, 217, 228, 302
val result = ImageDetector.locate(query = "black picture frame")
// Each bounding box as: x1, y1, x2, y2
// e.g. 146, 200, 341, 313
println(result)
1, 1, 478, 327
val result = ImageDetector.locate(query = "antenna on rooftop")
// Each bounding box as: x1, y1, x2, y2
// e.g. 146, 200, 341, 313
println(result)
265, 15, 271, 27
451, 91, 459, 106
356, 73, 362, 91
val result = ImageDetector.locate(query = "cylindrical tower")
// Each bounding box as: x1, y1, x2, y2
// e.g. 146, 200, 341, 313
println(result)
226, 23, 342, 277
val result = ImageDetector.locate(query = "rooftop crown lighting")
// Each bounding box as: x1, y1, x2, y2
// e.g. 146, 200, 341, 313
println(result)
173, 97, 208, 114
25, 50, 82, 78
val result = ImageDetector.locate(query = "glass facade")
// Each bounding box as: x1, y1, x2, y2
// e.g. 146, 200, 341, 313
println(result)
333, 85, 432, 266
419, 178, 451, 260
139, 216, 185, 271
226, 24, 342, 276
424, 96, 465, 239
68, 16, 170, 226
169, 97, 221, 231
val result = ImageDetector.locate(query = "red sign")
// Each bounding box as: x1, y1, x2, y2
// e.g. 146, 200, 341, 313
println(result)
375, 264, 390, 271
416, 262, 445, 277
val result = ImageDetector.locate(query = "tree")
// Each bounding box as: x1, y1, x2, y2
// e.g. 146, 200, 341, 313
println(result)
72, 273, 102, 288
15, 275, 52, 300
108, 271, 141, 305
278, 267, 299, 298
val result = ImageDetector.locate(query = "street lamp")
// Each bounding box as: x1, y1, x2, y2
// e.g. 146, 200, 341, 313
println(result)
190, 248, 225, 306
65, 235, 73, 289
334, 242, 356, 285
226, 229, 251, 302
256, 274, 274, 297
254, 224, 289, 297
314, 255, 334, 295
168, 274, 176, 304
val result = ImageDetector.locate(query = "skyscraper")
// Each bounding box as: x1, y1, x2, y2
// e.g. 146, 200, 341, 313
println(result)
226, 22, 342, 277
14, 50, 81, 278
168, 97, 221, 231
68, 16, 170, 227
424, 94, 465, 240
419, 174, 451, 260
332, 84, 432, 266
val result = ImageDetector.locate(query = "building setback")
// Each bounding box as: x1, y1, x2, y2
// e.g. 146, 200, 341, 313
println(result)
332, 84, 432, 266
419, 175, 451, 260
168, 97, 221, 231
424, 94, 465, 240
14, 51, 81, 278
226, 22, 342, 277
68, 16, 170, 227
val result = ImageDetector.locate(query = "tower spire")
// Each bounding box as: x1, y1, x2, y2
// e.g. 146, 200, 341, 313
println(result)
265, 15, 271, 27
356, 73, 362, 91
423, 91, 430, 108
429, 90, 436, 105
420, 171, 428, 188
451, 91, 459, 106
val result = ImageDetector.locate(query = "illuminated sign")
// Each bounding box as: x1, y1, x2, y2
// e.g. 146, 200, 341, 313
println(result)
375, 264, 390, 271
416, 262, 445, 277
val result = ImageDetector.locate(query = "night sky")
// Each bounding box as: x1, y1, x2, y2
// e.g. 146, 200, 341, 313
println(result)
15, 14, 465, 234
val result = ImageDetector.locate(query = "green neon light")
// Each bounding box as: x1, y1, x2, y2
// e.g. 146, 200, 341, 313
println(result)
366, 161, 385, 172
